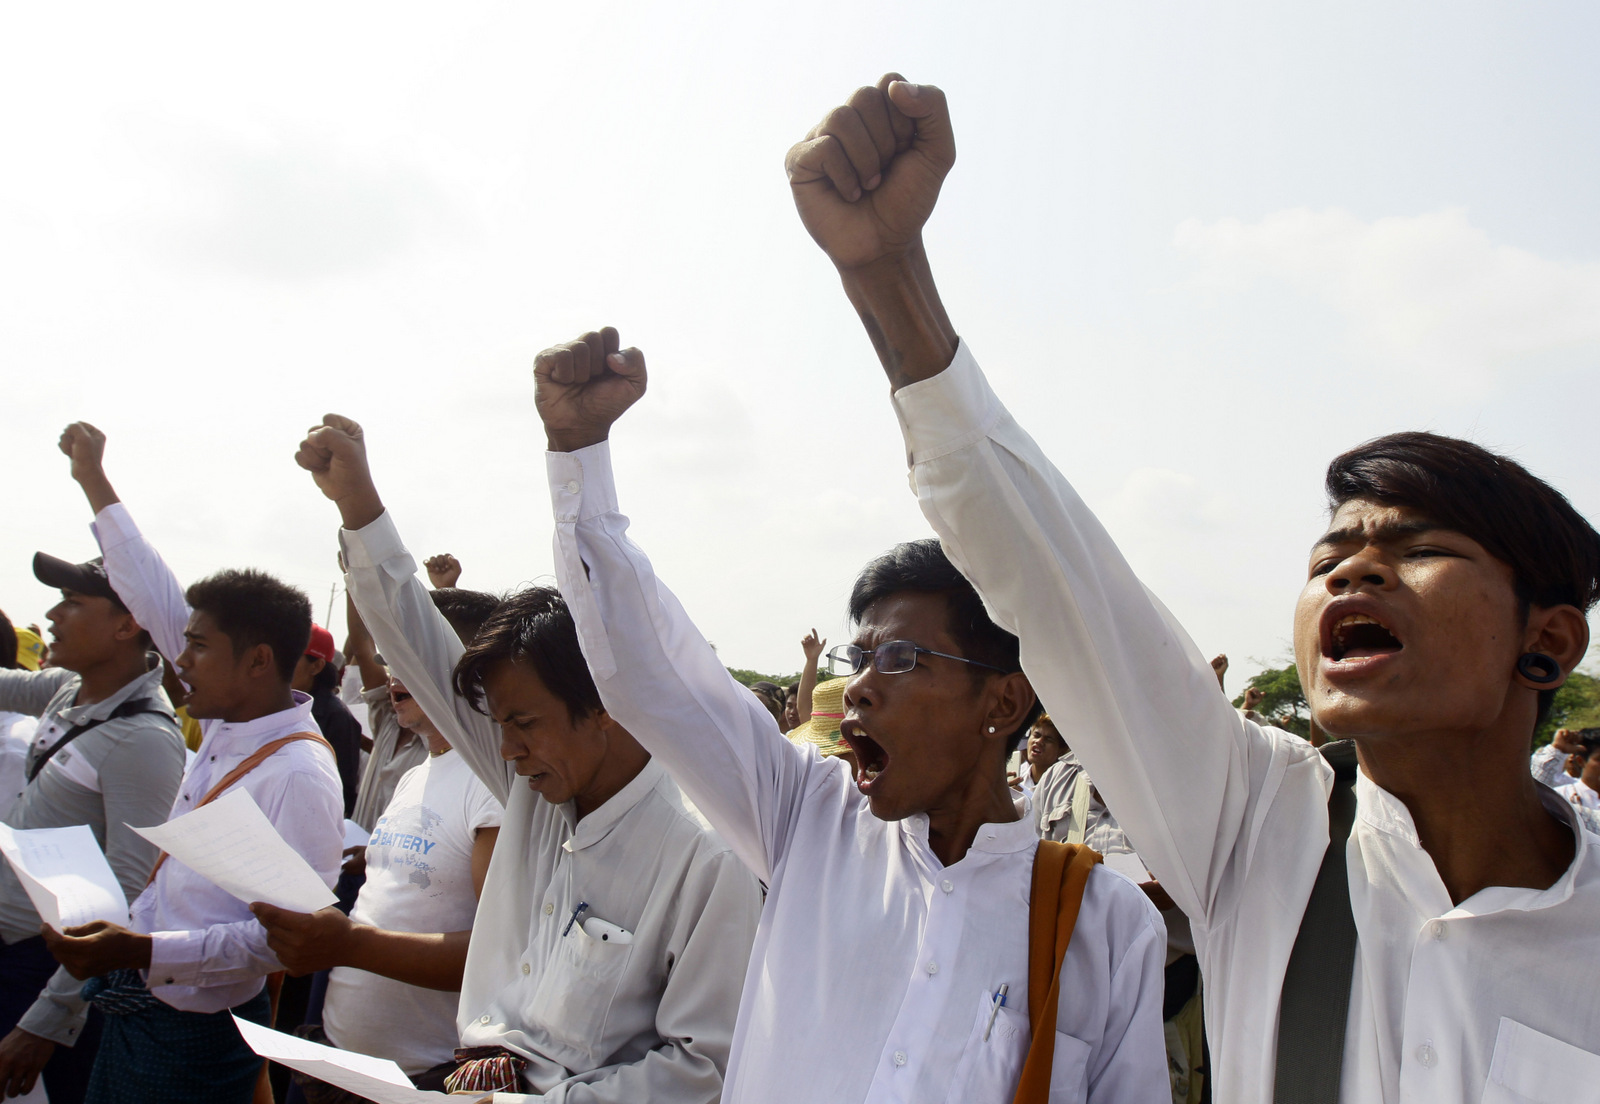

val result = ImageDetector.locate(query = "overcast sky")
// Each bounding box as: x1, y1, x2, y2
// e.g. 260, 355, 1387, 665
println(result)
6, 1, 1598, 695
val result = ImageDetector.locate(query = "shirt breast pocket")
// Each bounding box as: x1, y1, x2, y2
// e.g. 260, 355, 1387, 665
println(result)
1482, 1017, 1600, 1104
942, 990, 1030, 1104
527, 918, 634, 1070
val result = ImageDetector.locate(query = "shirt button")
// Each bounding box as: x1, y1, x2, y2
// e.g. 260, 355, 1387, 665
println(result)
925, 961, 939, 976
480, 1014, 491, 1024
892, 1051, 907, 1067
564, 480, 580, 494
940, 879, 954, 893
1430, 920, 1446, 940
521, 963, 531, 975
1415, 1043, 1436, 1068
543, 903, 555, 916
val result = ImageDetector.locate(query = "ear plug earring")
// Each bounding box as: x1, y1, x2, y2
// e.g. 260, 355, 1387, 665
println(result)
987, 726, 996, 733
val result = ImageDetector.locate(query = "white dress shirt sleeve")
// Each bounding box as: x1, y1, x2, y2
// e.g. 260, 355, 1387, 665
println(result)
340, 512, 513, 805
1531, 744, 1572, 789
548, 444, 817, 885
147, 766, 339, 986
889, 342, 1333, 930
90, 503, 194, 669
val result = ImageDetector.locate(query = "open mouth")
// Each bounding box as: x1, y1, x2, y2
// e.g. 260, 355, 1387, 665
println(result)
392, 690, 414, 704
841, 722, 890, 791
1327, 612, 1403, 661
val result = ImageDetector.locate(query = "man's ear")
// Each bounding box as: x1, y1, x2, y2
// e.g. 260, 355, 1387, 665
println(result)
1517, 604, 1590, 690
244, 642, 282, 682
111, 610, 145, 644
983, 671, 1037, 748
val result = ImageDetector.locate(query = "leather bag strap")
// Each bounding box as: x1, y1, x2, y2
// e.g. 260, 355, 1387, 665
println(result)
1272, 739, 1361, 1104
146, 732, 333, 886
1012, 840, 1103, 1104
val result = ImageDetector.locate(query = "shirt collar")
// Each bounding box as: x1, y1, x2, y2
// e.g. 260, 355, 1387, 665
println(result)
58, 657, 167, 726
204, 691, 318, 752
563, 758, 666, 853
899, 794, 1037, 862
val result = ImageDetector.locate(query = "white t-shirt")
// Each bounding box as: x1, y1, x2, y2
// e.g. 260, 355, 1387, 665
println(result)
1556, 779, 1600, 810
322, 749, 503, 1074
0, 712, 38, 819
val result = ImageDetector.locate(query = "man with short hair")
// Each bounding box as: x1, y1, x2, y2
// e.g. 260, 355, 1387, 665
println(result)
525, 327, 1168, 1102
42, 422, 343, 1104
293, 415, 763, 1103
0, 556, 185, 1104
1012, 714, 1066, 800
783, 73, 1600, 1101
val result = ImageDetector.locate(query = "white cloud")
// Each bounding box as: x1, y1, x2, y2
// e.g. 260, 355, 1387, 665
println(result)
1174, 208, 1600, 394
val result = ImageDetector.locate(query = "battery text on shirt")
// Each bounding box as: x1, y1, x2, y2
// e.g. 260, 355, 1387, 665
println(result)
369, 828, 437, 854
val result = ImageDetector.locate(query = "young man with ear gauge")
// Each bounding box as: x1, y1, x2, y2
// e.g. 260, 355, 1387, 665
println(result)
785, 74, 1600, 1103
43, 422, 344, 1104
0, 555, 185, 1104
292, 415, 762, 1104
529, 326, 1169, 1104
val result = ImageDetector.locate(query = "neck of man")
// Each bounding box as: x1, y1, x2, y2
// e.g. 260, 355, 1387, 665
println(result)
220, 685, 299, 725
1028, 760, 1047, 784
573, 726, 652, 822
1359, 719, 1575, 905
72, 649, 152, 707
926, 761, 1020, 868
418, 718, 451, 756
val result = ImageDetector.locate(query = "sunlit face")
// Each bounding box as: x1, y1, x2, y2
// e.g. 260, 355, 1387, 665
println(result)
44, 589, 135, 673
174, 609, 258, 719
839, 591, 1026, 822
1026, 720, 1065, 770
483, 658, 615, 811
389, 675, 427, 731
1293, 499, 1525, 742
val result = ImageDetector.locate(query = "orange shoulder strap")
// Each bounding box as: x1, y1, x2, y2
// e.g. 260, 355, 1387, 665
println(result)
146, 732, 333, 886
1012, 840, 1103, 1104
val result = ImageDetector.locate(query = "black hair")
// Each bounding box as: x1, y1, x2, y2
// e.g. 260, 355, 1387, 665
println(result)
1578, 728, 1600, 760
429, 588, 501, 646
452, 586, 601, 722
1326, 432, 1600, 729
310, 656, 342, 697
849, 538, 1042, 752
184, 569, 313, 684
0, 609, 16, 670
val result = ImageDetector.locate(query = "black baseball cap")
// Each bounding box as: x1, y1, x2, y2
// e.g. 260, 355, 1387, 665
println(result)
33, 552, 129, 610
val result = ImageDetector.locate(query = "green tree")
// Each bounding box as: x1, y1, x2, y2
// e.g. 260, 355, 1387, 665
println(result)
1534, 669, 1600, 747
1232, 662, 1310, 737
726, 667, 838, 688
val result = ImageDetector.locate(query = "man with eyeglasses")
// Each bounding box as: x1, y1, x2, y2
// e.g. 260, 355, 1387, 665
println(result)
532, 327, 1168, 1103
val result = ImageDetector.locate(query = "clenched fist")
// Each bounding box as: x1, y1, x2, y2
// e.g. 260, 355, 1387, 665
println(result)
295, 414, 385, 531
534, 327, 647, 453
785, 74, 955, 273
425, 554, 463, 589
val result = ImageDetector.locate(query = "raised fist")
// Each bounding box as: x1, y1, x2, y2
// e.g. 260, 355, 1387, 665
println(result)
425, 554, 463, 589
534, 327, 647, 453
294, 414, 384, 530
785, 74, 955, 272
59, 422, 107, 484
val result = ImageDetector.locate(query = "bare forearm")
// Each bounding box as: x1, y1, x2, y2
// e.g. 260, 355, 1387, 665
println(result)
344, 927, 470, 992
73, 469, 121, 515
838, 241, 958, 390
797, 655, 820, 722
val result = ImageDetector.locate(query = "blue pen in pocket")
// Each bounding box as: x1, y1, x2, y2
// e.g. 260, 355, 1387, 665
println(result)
983, 983, 1009, 1041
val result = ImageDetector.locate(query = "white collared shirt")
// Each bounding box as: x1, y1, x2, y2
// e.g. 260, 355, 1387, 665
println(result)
340, 512, 762, 1104
889, 340, 1600, 1104
546, 444, 1169, 1104
94, 503, 344, 1013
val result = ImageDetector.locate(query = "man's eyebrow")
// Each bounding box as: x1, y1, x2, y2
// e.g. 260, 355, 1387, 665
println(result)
1312, 517, 1449, 552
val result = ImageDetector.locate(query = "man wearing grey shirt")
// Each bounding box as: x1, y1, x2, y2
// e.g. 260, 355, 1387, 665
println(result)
0, 554, 185, 1103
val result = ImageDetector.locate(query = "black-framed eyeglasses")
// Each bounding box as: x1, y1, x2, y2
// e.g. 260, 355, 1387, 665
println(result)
826, 641, 1009, 678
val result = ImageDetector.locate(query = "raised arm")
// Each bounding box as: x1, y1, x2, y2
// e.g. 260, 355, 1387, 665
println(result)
295, 416, 512, 802
535, 329, 820, 882
789, 78, 1332, 927
61, 424, 192, 665
794, 629, 825, 724
341, 589, 388, 693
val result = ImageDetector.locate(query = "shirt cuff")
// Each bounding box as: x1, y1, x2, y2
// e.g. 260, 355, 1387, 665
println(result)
89, 502, 140, 552
890, 339, 1007, 468
146, 929, 205, 988
15, 971, 90, 1047
339, 509, 410, 574
547, 442, 617, 524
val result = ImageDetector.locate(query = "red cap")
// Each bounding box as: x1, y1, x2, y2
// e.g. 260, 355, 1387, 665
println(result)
305, 624, 337, 664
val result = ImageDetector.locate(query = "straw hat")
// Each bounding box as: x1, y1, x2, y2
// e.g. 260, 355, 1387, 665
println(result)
787, 677, 851, 758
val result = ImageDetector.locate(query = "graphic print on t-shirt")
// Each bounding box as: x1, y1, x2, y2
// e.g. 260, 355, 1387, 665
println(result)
369, 804, 449, 895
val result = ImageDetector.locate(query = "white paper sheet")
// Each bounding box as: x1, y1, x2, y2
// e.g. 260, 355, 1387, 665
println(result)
1104, 851, 1151, 883
343, 819, 371, 850
231, 1016, 456, 1103
0, 822, 129, 929
130, 789, 337, 912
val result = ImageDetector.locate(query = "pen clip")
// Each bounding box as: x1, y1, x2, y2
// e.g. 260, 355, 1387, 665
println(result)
563, 901, 589, 937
